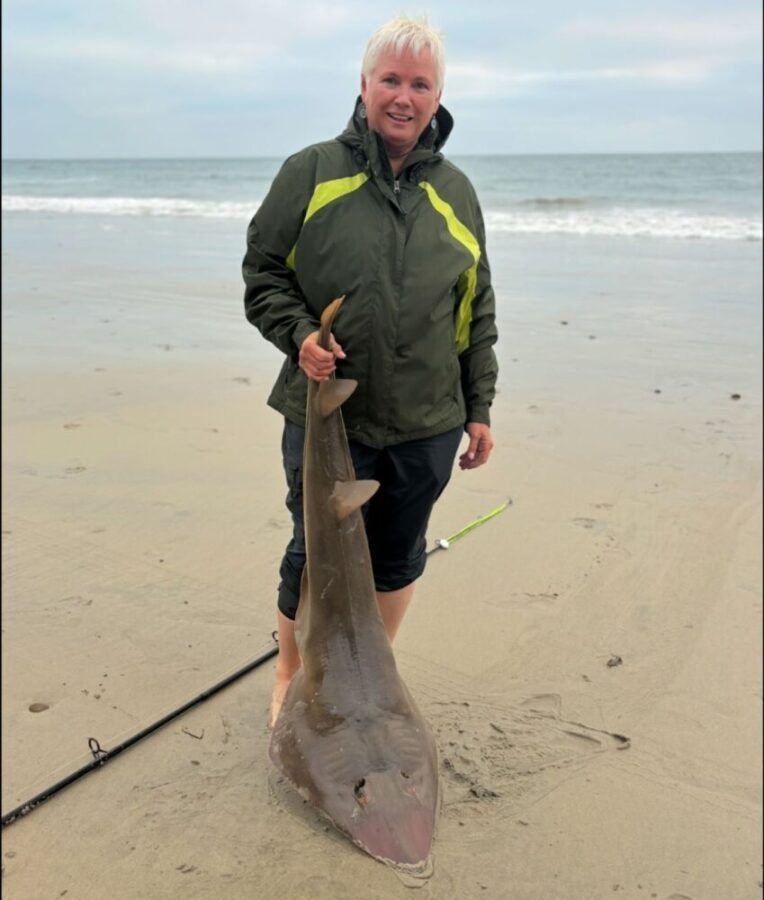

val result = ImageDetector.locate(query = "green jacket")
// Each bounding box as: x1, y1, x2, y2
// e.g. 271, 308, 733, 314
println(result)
242, 98, 498, 448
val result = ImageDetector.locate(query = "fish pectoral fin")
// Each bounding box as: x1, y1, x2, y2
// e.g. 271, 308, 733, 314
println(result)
331, 480, 380, 520
318, 379, 358, 417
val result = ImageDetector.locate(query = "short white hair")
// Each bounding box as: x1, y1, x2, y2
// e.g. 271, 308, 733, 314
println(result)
362, 15, 445, 94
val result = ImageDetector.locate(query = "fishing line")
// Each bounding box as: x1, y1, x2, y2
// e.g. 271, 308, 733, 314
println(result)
2, 498, 511, 830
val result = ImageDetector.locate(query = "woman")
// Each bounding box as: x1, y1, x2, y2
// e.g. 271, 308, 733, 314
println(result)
242, 15, 499, 725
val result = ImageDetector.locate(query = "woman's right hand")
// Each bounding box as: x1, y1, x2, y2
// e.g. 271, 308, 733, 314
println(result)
299, 331, 346, 381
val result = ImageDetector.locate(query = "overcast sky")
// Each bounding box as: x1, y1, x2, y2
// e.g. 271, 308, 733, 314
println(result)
2, 0, 762, 159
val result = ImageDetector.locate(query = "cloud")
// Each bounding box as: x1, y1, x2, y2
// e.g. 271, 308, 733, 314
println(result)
443, 7, 761, 101
3, 0, 359, 78
562, 10, 762, 52
2, 0, 761, 156
446, 59, 713, 100
8, 33, 274, 75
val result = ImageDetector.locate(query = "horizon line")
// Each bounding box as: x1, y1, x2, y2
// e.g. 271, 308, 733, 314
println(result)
2, 149, 762, 164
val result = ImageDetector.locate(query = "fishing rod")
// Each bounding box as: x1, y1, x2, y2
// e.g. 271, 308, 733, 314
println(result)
1, 497, 511, 830
428, 497, 512, 554
1, 640, 278, 829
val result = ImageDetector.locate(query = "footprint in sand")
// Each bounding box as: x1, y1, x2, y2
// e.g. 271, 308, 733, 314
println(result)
65, 466, 87, 475
571, 517, 597, 529
522, 592, 559, 605
233, 376, 251, 386
429, 693, 629, 837
63, 422, 81, 430
28, 703, 49, 713
61, 594, 93, 608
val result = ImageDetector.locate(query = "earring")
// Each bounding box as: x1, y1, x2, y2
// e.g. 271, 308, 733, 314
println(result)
359, 104, 367, 119
430, 115, 437, 130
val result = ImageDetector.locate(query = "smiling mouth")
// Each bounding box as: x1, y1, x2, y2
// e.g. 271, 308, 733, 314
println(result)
387, 113, 413, 123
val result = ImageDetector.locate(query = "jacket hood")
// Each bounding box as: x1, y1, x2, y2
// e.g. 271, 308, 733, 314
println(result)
337, 95, 454, 170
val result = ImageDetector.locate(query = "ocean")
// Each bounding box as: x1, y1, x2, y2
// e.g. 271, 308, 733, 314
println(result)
2, 153, 762, 426
2, 153, 762, 241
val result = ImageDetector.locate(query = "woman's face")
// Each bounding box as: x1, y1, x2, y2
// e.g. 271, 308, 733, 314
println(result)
361, 47, 441, 160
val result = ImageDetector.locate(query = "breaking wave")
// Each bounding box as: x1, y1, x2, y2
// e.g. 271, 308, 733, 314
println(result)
483, 207, 762, 241
1, 194, 257, 219
3, 193, 761, 241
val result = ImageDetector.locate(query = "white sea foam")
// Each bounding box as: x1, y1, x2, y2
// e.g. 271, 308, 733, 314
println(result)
483, 207, 762, 242
3, 193, 761, 241
1, 194, 258, 220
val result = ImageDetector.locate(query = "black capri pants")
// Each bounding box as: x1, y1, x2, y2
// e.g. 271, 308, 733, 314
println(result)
277, 419, 463, 620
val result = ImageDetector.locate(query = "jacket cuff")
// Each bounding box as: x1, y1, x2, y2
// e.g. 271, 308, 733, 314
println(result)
465, 405, 491, 427
292, 320, 319, 357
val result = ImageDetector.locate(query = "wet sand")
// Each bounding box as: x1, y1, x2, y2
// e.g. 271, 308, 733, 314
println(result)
2, 244, 762, 898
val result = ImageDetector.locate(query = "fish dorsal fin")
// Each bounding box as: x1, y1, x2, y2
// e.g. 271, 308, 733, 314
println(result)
331, 480, 379, 521
318, 378, 357, 417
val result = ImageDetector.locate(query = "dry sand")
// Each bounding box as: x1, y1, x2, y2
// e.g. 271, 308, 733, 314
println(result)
2, 283, 762, 899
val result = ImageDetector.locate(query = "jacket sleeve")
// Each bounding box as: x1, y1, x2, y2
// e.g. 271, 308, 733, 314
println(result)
242, 152, 320, 360
460, 198, 499, 426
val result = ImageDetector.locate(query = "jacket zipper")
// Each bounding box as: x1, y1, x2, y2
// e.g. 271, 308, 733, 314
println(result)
393, 179, 400, 194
